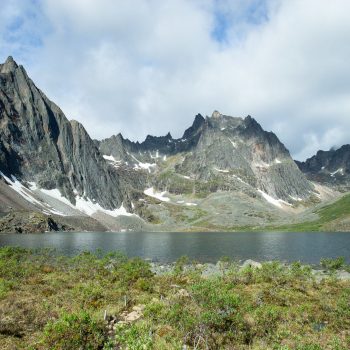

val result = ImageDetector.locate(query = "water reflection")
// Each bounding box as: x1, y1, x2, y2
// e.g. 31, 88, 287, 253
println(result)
0, 231, 349, 264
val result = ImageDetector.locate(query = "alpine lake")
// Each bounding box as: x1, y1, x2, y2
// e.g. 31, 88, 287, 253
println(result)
0, 231, 349, 264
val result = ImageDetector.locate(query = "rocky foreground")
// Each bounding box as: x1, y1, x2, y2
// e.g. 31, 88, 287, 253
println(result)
1, 248, 350, 350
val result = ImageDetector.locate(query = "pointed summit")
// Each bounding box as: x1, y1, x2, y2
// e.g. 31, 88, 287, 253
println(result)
182, 113, 205, 139
211, 110, 222, 118
0, 56, 18, 73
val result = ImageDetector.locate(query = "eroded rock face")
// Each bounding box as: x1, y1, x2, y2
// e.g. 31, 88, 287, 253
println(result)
178, 113, 313, 201
98, 113, 206, 167
0, 56, 129, 211
296, 145, 350, 189
100, 110, 313, 202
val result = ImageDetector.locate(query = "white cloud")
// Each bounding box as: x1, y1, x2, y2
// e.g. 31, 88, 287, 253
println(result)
1, 0, 350, 159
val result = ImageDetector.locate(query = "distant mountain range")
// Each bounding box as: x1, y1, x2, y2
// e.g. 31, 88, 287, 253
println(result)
296, 145, 350, 190
0, 56, 349, 233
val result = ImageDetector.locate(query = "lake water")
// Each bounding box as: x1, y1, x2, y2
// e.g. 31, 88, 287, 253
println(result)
0, 231, 349, 264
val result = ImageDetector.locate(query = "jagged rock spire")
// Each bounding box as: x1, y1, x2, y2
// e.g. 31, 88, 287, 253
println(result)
0, 56, 18, 73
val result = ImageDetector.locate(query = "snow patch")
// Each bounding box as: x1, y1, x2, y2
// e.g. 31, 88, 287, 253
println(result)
0, 172, 43, 206
254, 161, 271, 168
144, 187, 170, 202
0, 174, 69, 215
229, 139, 237, 148
103, 155, 122, 168
331, 168, 344, 177
40, 188, 73, 207
232, 174, 250, 187
28, 182, 37, 190
185, 202, 197, 206
289, 195, 303, 201
275, 159, 282, 164
103, 155, 117, 162
214, 167, 229, 173
127, 152, 156, 173
41, 188, 135, 217
134, 162, 156, 172
258, 190, 292, 208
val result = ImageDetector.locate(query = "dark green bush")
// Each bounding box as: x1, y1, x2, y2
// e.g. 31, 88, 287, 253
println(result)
320, 257, 345, 271
40, 311, 106, 350
113, 257, 153, 285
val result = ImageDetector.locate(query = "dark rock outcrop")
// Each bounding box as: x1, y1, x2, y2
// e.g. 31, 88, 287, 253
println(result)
296, 145, 350, 188
0, 56, 129, 210
0, 211, 73, 233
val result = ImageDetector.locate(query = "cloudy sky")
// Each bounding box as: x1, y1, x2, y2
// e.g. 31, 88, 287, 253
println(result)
1, 0, 350, 160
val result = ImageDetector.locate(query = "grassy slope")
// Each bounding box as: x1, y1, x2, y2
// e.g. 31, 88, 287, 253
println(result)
265, 193, 350, 232
1, 248, 350, 349
181, 193, 350, 232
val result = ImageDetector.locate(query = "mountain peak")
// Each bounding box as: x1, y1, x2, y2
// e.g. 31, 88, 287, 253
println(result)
182, 113, 205, 139
211, 110, 222, 118
0, 56, 18, 73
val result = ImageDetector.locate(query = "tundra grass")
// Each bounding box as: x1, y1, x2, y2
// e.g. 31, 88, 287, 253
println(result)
187, 194, 350, 232
265, 193, 350, 232
0, 247, 350, 349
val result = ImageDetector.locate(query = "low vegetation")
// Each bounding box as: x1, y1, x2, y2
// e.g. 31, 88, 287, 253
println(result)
266, 193, 350, 232
0, 248, 350, 349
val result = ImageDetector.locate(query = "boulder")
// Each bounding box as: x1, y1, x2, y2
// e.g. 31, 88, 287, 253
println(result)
241, 259, 262, 269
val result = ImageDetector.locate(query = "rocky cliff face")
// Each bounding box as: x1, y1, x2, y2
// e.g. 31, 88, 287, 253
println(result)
0, 56, 129, 211
296, 145, 350, 189
100, 111, 313, 203
98, 113, 206, 166
179, 112, 314, 201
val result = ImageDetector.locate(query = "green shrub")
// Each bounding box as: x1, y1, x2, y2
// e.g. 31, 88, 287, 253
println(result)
113, 257, 154, 286
72, 282, 105, 309
320, 257, 345, 271
40, 311, 106, 350
0, 277, 14, 299
134, 277, 153, 292
174, 255, 189, 274
289, 261, 312, 280
191, 278, 241, 329
253, 305, 282, 337
115, 322, 153, 350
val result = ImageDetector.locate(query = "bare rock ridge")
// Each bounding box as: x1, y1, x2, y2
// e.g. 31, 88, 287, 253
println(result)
99, 111, 313, 202
296, 145, 350, 190
0, 56, 130, 212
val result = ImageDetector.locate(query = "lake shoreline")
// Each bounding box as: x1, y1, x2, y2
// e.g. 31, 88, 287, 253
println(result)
149, 259, 350, 280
